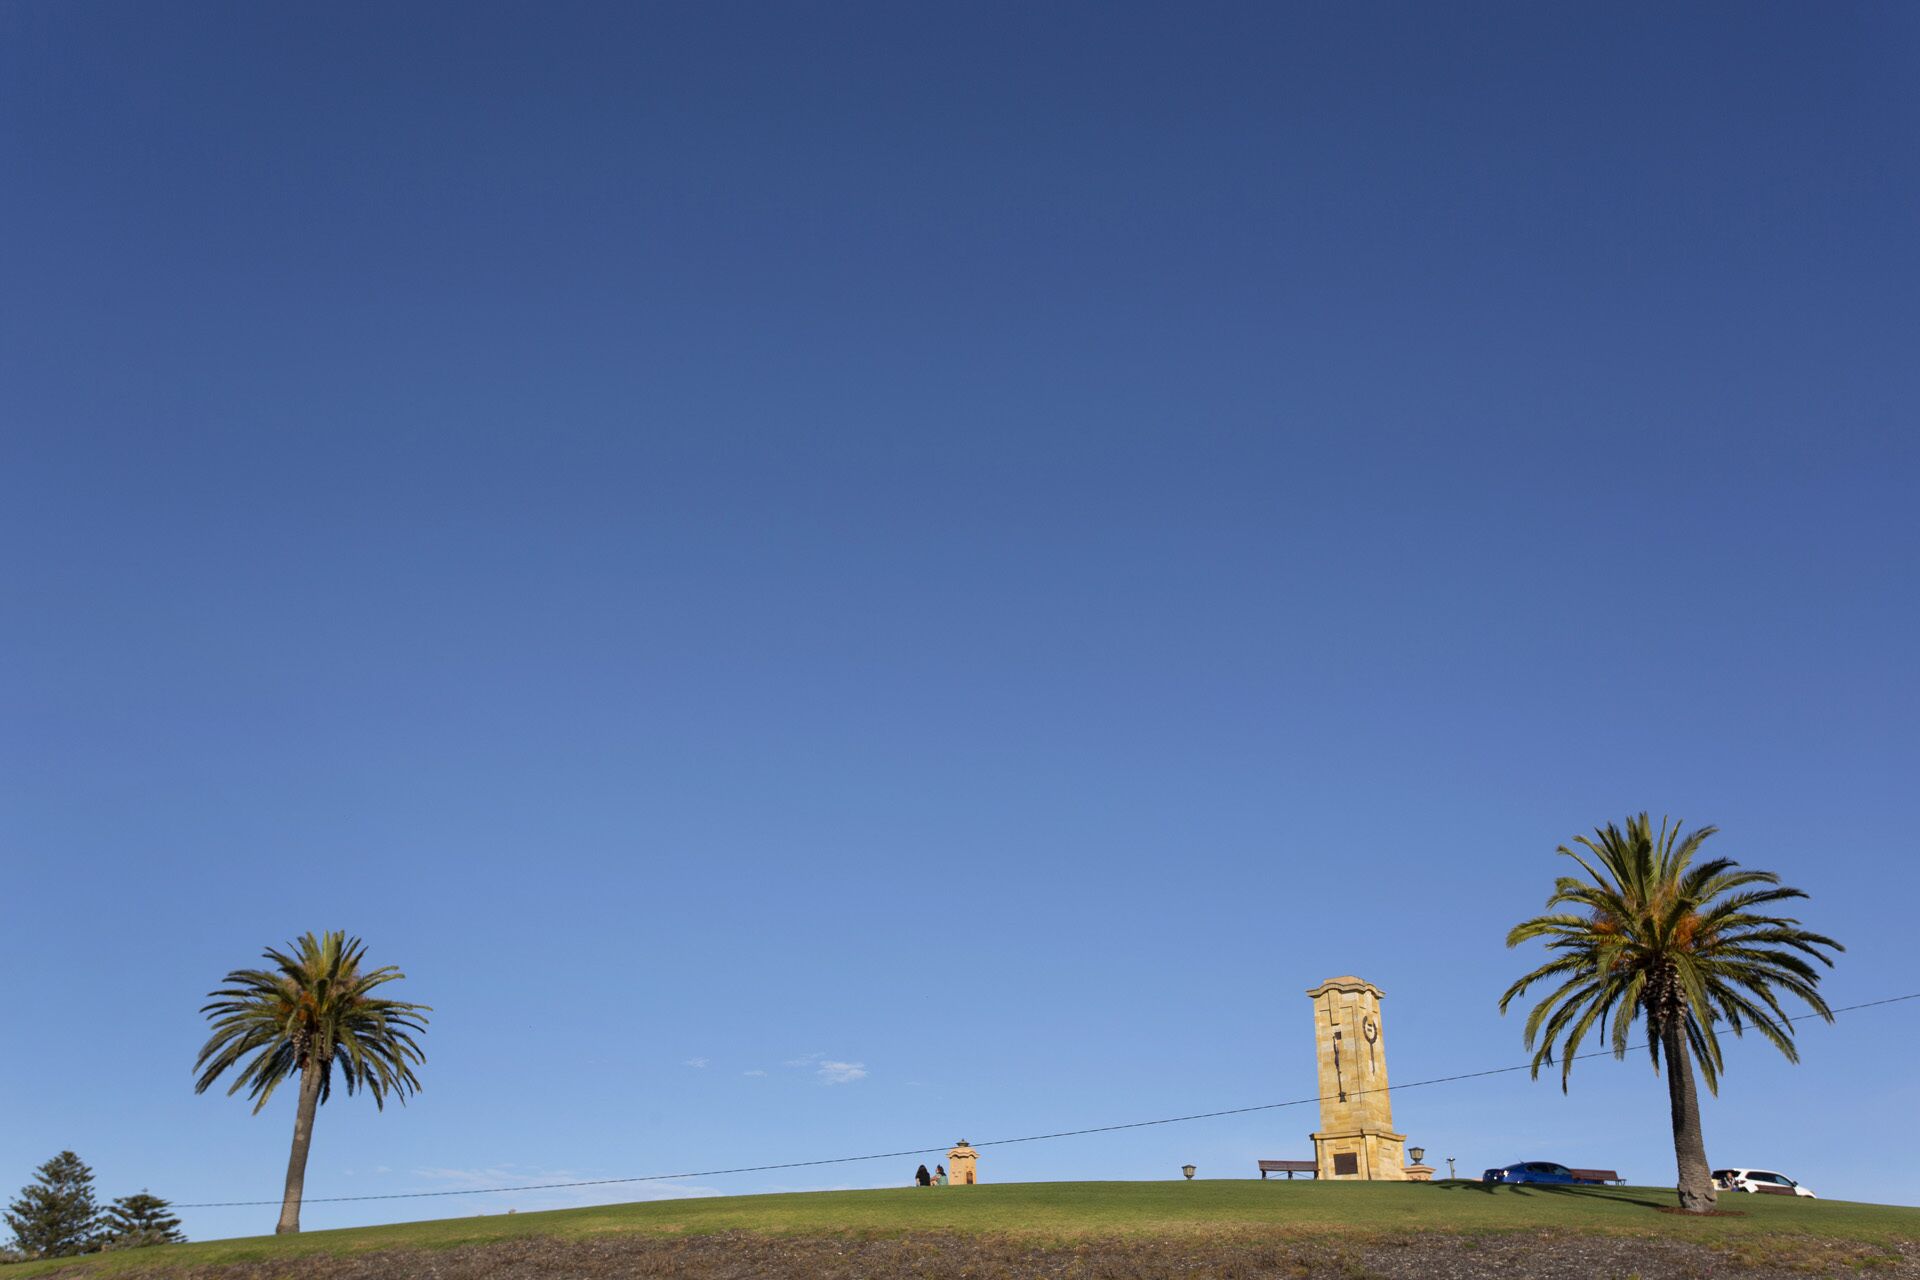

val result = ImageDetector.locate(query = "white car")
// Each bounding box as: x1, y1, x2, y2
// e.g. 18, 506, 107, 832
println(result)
1713, 1168, 1816, 1198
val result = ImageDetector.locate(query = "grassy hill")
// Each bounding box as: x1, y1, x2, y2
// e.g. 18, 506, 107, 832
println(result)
14, 1180, 1918, 1277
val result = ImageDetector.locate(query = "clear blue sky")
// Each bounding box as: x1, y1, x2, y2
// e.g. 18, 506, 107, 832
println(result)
3, 1, 1916, 1239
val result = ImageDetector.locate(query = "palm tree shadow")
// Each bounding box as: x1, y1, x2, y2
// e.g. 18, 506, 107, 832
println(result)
1428, 1181, 1668, 1210
1531, 1184, 1671, 1211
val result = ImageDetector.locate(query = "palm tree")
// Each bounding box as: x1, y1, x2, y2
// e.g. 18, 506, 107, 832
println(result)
1500, 815, 1841, 1213
194, 932, 430, 1233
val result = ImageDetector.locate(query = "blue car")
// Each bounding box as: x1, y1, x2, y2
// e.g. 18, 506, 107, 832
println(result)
1481, 1161, 1593, 1185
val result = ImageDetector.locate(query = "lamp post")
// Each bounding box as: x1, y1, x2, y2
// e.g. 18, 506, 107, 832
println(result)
1447, 1157, 1456, 1180
1182, 1164, 1196, 1180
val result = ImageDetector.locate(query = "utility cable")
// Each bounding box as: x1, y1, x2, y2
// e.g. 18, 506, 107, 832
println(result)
171, 990, 1919, 1209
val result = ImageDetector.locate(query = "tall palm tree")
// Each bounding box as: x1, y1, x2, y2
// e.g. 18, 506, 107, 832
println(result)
1500, 815, 1841, 1213
194, 932, 430, 1233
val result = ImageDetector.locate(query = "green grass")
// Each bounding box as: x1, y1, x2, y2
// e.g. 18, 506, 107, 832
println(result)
15, 1180, 1918, 1275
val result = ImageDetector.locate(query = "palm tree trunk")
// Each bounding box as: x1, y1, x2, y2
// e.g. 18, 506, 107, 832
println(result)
1660, 1020, 1717, 1213
275, 1063, 325, 1234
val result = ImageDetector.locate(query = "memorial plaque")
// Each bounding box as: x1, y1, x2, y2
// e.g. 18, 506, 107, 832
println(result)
1333, 1152, 1358, 1176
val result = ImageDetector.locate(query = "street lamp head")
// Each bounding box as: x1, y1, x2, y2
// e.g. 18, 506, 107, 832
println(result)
1181, 1164, 1196, 1180
1408, 1147, 1425, 1164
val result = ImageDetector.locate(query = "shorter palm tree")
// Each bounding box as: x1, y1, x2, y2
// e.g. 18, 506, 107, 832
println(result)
1501, 815, 1841, 1212
194, 932, 429, 1233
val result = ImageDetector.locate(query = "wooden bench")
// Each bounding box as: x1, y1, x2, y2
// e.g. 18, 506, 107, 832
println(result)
1569, 1168, 1623, 1185
1259, 1159, 1318, 1180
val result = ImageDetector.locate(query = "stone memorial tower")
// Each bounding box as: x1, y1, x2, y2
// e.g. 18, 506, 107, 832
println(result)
1306, 976, 1407, 1180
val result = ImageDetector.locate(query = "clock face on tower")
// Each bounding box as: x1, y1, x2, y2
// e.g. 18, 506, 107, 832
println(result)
1362, 1016, 1378, 1044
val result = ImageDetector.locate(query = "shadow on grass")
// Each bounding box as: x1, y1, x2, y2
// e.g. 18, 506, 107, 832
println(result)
1428, 1180, 1670, 1210
1429, 1178, 1506, 1196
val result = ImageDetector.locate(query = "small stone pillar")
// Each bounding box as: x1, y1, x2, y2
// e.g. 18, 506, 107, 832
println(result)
1404, 1164, 1435, 1182
946, 1141, 979, 1185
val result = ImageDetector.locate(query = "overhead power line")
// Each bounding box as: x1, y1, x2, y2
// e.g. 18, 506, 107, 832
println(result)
172, 991, 1919, 1209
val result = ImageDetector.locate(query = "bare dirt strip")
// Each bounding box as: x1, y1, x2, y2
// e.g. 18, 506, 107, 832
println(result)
37, 1230, 1920, 1279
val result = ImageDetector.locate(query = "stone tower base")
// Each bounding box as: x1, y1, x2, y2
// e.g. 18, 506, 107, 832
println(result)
1311, 1126, 1408, 1180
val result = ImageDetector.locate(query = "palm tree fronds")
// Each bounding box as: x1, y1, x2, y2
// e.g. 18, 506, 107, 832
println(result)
1500, 815, 1839, 1089
193, 932, 433, 1113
